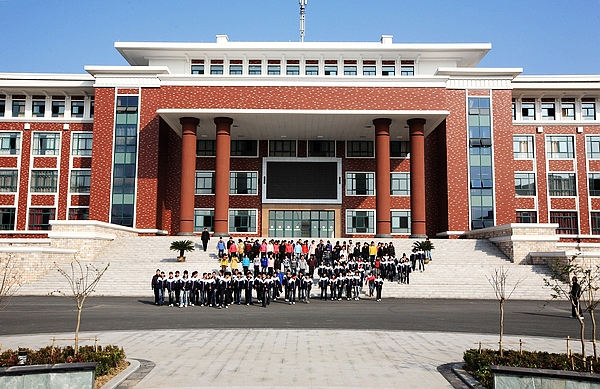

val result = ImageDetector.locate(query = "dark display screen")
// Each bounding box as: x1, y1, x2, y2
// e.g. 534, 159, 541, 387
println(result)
266, 161, 338, 199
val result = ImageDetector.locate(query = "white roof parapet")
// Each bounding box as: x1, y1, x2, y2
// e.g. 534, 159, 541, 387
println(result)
436, 67, 523, 79
84, 66, 171, 76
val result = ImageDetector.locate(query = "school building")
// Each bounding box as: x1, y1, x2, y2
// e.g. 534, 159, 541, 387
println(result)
0, 34, 599, 241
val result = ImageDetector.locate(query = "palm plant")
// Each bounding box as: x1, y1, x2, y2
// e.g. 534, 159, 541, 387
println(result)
412, 240, 434, 251
170, 240, 195, 259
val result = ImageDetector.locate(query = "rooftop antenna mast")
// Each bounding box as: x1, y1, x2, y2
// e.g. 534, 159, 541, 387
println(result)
299, 0, 307, 42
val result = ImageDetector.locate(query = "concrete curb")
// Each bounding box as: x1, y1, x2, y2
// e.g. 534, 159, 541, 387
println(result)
452, 363, 484, 388
100, 358, 140, 389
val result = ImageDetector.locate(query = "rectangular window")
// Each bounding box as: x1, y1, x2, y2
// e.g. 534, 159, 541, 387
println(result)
561, 102, 575, 120
195, 171, 215, 194
513, 135, 534, 159
51, 99, 65, 117
390, 141, 410, 158
391, 173, 410, 196
344, 66, 357, 76
587, 136, 600, 159
72, 133, 93, 156
70, 170, 91, 193
346, 210, 374, 234
550, 211, 578, 235
230, 140, 257, 157
269, 140, 296, 157
230, 172, 258, 195
32, 132, 60, 155
400, 65, 414, 76
363, 66, 376, 76
267, 65, 280, 75
31, 170, 58, 193
196, 140, 216, 156
470, 166, 493, 189
0, 99, 5, 117
514, 173, 536, 196
382, 66, 395, 76
546, 136, 574, 158
592, 212, 600, 235
548, 173, 576, 196
90, 97, 94, 118
308, 140, 335, 157
0, 208, 15, 230
541, 102, 555, 120
191, 65, 205, 75
324, 66, 337, 76
346, 172, 375, 196
32, 100, 45, 117
248, 65, 262, 75
210, 65, 224, 75
391, 210, 411, 234
229, 209, 257, 233
12, 100, 25, 117
286, 65, 300, 75
194, 209, 214, 232
516, 211, 537, 223
346, 141, 374, 157
521, 102, 535, 120
229, 65, 243, 75
0, 170, 18, 192
512, 101, 516, 120
0, 132, 21, 155
305, 66, 318, 75
71, 100, 85, 118
28, 208, 55, 230
68, 208, 89, 220
583, 102, 596, 120
589, 173, 600, 196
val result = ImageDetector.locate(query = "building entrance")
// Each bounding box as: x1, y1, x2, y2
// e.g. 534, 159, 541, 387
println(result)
268, 210, 334, 238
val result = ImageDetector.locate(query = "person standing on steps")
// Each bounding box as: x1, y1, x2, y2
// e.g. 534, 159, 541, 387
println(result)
201, 227, 210, 252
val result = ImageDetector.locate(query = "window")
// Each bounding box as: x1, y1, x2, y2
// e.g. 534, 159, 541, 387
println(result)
269, 140, 296, 157
32, 100, 45, 117
12, 99, 25, 117
363, 66, 376, 76
324, 66, 337, 76
513, 135, 534, 159
267, 65, 280, 75
589, 173, 600, 196
31, 170, 58, 193
28, 208, 55, 230
516, 211, 537, 224
305, 66, 318, 75
210, 65, 223, 75
382, 66, 395, 76
0, 170, 17, 192
32, 132, 60, 155
592, 212, 600, 235
229, 65, 243, 75
230, 140, 257, 156
546, 136, 574, 158
195, 171, 215, 194
0, 98, 5, 117
51, 99, 65, 117
344, 66, 357, 76
471, 205, 494, 229
70, 170, 91, 193
72, 133, 93, 156
229, 209, 257, 233
248, 65, 262, 75
548, 173, 576, 196
69, 208, 89, 220
346, 141, 374, 157
191, 65, 204, 75
583, 102, 596, 120
308, 140, 335, 157
286, 65, 300, 75
0, 132, 20, 155
512, 100, 516, 120
390, 141, 410, 157
587, 136, 600, 159
391, 211, 410, 234
71, 100, 85, 118
90, 97, 94, 118
521, 102, 535, 120
541, 102, 555, 120
196, 140, 216, 156
514, 173, 536, 196
470, 166, 493, 189
230, 172, 258, 195
550, 211, 578, 235
0, 208, 15, 230
346, 172, 374, 196
194, 209, 214, 232
391, 173, 410, 195
346, 210, 374, 234
400, 60, 414, 76
561, 102, 575, 120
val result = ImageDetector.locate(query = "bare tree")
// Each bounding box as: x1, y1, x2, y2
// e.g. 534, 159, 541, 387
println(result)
487, 266, 524, 356
53, 257, 109, 354
0, 255, 23, 311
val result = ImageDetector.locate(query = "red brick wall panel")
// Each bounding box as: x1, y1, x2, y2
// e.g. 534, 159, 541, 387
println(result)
70, 195, 90, 207
549, 159, 574, 172
32, 157, 57, 169
515, 197, 536, 209
72, 157, 92, 169
492, 89, 516, 225
0, 158, 18, 168
0, 194, 15, 205
591, 198, 600, 210
31, 195, 55, 206
550, 197, 577, 210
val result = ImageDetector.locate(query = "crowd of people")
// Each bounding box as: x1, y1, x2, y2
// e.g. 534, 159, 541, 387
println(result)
151, 238, 431, 308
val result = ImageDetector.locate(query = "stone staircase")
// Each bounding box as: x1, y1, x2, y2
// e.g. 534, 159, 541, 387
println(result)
16, 237, 555, 300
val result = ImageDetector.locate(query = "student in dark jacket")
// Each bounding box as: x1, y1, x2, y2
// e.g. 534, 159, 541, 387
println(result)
201, 227, 210, 252
151, 269, 161, 305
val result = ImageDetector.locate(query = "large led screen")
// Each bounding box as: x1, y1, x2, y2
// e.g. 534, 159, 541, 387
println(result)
266, 161, 338, 200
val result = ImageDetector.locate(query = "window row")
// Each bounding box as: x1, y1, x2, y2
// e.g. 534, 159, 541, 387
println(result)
514, 172, 600, 197
515, 210, 600, 236
0, 169, 91, 193
0, 132, 92, 156
0, 207, 89, 231
513, 98, 596, 121
0, 95, 94, 119
190, 59, 414, 77
513, 135, 600, 160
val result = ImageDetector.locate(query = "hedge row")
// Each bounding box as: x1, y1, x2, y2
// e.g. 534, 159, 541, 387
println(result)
463, 348, 588, 388
0, 345, 125, 376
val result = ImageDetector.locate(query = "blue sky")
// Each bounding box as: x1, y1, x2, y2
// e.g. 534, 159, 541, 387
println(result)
0, 0, 599, 75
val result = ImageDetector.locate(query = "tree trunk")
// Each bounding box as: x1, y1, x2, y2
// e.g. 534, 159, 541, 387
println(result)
500, 298, 505, 357
592, 308, 598, 361
579, 317, 586, 361
75, 304, 82, 355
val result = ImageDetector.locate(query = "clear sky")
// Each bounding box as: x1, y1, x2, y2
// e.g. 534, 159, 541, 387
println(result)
0, 0, 599, 75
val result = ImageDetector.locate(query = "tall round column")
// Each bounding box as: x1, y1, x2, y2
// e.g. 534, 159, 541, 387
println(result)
213, 117, 233, 237
373, 118, 392, 238
178, 117, 199, 235
408, 118, 427, 238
